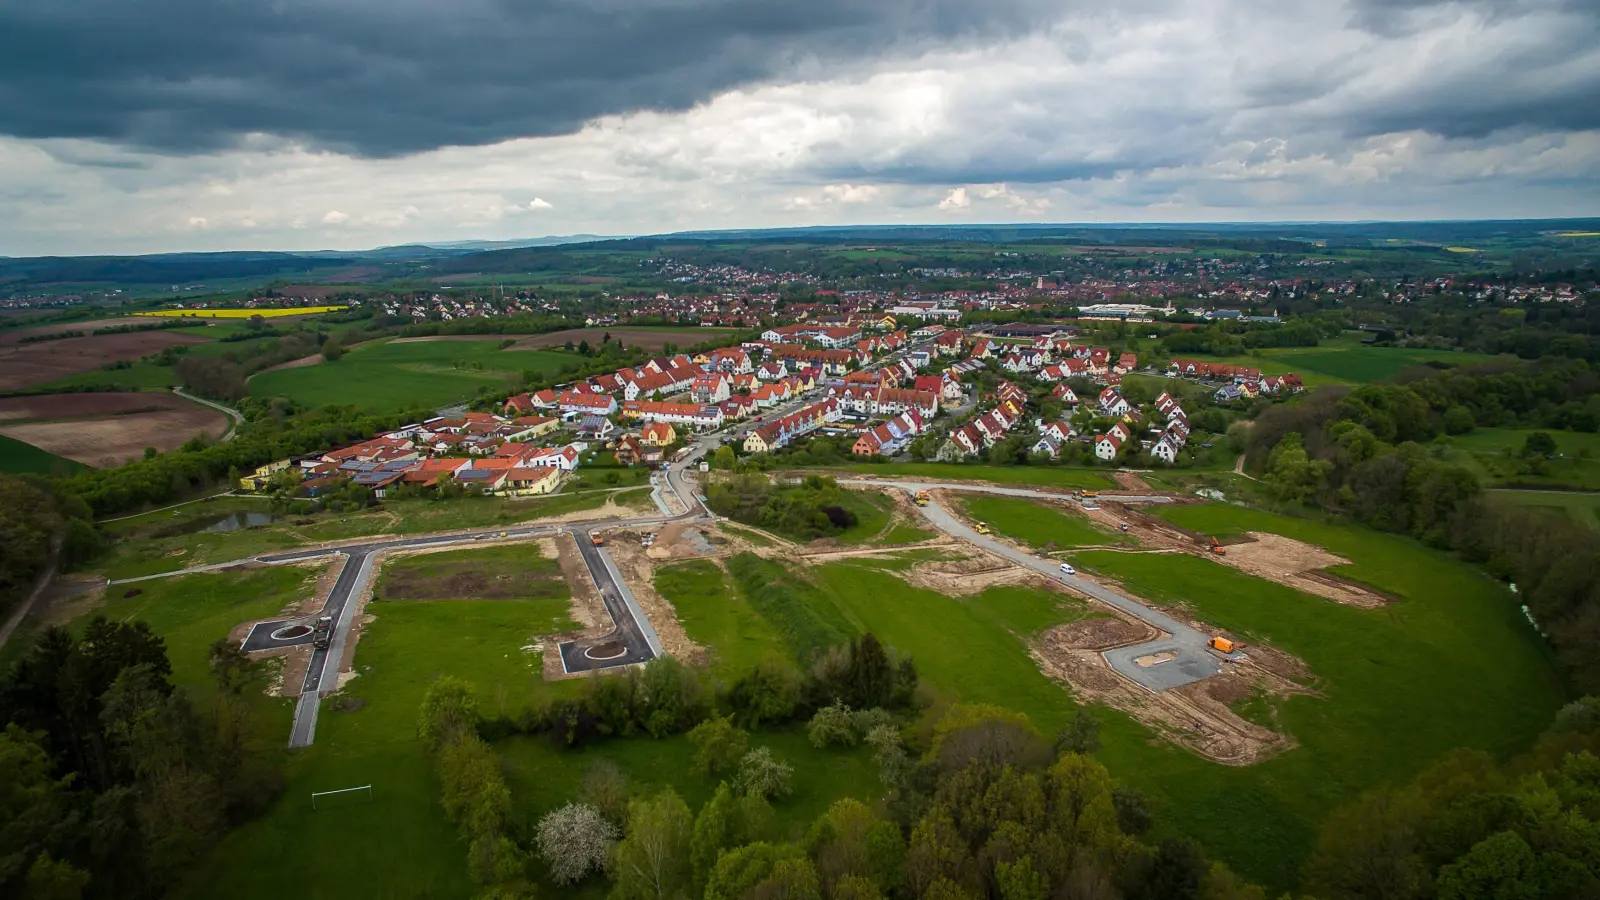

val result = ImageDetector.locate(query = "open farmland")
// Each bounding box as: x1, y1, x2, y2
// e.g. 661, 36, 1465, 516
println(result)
504, 326, 739, 352
133, 305, 345, 318
0, 330, 212, 390
0, 316, 192, 344
248, 337, 574, 412
0, 392, 228, 467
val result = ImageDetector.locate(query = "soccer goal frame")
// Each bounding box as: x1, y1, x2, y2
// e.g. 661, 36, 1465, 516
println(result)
311, 784, 373, 809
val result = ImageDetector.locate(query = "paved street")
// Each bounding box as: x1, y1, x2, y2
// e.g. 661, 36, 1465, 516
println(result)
878, 482, 1221, 692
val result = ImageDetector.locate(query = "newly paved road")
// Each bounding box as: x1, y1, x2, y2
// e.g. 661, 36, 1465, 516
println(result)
883, 483, 1221, 692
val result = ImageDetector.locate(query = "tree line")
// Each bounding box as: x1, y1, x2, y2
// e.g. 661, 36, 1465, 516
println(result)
1243, 359, 1600, 691
424, 662, 1269, 900
0, 620, 284, 898
0, 475, 105, 622
1303, 696, 1600, 900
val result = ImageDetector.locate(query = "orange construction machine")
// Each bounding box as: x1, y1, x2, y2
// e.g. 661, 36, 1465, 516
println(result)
1208, 636, 1235, 654
590, 531, 606, 546
1209, 536, 1226, 555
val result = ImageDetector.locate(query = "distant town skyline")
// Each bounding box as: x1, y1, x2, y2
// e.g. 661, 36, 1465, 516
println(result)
2, 0, 1596, 256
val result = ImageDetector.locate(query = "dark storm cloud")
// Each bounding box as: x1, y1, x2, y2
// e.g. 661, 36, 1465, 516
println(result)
0, 0, 1054, 157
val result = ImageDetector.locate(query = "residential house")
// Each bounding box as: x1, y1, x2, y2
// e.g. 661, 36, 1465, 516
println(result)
622, 400, 725, 430
1094, 430, 1125, 461
640, 421, 677, 447
505, 415, 559, 441
558, 392, 619, 416
690, 373, 731, 405
1098, 388, 1131, 417
1051, 384, 1079, 405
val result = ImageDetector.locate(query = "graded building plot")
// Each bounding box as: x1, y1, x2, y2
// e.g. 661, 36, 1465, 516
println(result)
0, 330, 212, 391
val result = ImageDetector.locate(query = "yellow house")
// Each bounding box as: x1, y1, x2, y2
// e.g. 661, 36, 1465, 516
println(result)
692, 352, 712, 365
743, 430, 772, 454
500, 466, 563, 497
877, 313, 898, 329
641, 421, 677, 447
509, 415, 559, 440
240, 459, 295, 491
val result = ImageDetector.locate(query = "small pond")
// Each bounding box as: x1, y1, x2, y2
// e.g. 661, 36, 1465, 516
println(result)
197, 511, 277, 533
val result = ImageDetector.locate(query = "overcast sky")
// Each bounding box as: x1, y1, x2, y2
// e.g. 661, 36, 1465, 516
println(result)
2, 0, 1597, 256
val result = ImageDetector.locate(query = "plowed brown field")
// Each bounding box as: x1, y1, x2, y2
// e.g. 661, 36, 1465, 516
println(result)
0, 332, 211, 390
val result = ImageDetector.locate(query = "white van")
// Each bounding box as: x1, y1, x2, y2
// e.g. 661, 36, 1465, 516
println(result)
1059, 563, 1076, 576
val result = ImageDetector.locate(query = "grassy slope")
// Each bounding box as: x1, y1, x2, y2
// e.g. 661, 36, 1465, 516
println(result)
0, 432, 87, 475
1444, 427, 1600, 490
766, 501, 1564, 891
248, 339, 575, 412
957, 494, 1134, 550
184, 548, 580, 900
843, 462, 1115, 489
657, 559, 788, 675
1490, 488, 1600, 529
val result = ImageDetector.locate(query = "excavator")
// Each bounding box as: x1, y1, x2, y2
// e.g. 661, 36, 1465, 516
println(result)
1208, 536, 1226, 556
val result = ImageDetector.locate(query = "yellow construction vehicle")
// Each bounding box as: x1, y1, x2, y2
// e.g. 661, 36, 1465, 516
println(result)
1208, 636, 1235, 654
974, 521, 991, 535
914, 490, 931, 506
590, 531, 606, 546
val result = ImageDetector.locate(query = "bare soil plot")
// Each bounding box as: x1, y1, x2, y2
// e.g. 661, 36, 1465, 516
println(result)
1032, 611, 1313, 766
0, 391, 191, 422
0, 331, 211, 390
0, 404, 227, 467
506, 327, 732, 352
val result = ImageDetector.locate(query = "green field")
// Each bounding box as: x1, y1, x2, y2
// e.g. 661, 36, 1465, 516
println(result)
96, 489, 645, 581
835, 489, 933, 545
957, 494, 1134, 550
0, 432, 86, 475
1444, 427, 1600, 490
1489, 488, 1600, 529
248, 338, 577, 412
1163, 333, 1504, 387
696, 503, 1566, 890
376, 543, 570, 603
656, 559, 788, 675
841, 462, 1115, 489
181, 543, 581, 899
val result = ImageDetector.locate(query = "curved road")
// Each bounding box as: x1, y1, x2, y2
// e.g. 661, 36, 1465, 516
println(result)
172, 387, 244, 441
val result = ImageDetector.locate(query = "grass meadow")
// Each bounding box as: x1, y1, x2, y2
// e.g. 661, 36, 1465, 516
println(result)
180, 544, 580, 899
0, 432, 87, 475
62, 487, 1564, 895
841, 461, 1116, 489
248, 338, 577, 412
956, 493, 1136, 550
1489, 488, 1600, 529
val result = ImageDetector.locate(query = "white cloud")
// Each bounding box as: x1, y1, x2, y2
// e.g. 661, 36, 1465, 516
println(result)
0, 0, 1594, 254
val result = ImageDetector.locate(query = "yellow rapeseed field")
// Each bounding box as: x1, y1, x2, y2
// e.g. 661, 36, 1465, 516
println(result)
132, 306, 345, 318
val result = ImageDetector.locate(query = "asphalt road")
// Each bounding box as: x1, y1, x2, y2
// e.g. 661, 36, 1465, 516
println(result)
891, 484, 1221, 692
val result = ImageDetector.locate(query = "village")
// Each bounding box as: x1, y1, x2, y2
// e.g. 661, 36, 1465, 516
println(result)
234, 315, 1306, 501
